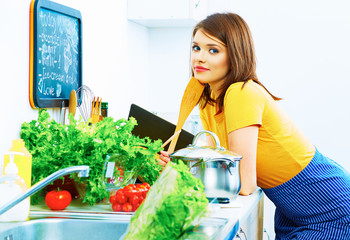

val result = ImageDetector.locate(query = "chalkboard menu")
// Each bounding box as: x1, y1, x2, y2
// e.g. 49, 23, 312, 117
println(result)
29, 0, 82, 108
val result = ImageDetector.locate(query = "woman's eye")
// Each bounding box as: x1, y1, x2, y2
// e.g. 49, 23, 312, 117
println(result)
192, 45, 200, 51
209, 48, 219, 54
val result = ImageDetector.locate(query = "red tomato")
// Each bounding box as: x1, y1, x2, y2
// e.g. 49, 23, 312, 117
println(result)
127, 184, 136, 189
123, 186, 136, 198
45, 190, 72, 210
142, 182, 151, 189
134, 187, 143, 198
129, 195, 139, 206
122, 202, 133, 212
116, 194, 127, 204
112, 203, 123, 212
133, 202, 141, 211
109, 195, 117, 204
116, 188, 124, 195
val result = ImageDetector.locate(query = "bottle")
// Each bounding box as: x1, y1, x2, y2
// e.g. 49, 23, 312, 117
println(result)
0, 152, 30, 222
3, 139, 32, 188
101, 102, 108, 117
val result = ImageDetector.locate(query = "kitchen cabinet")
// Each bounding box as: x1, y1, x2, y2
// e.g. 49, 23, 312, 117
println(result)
213, 188, 264, 240
127, 0, 207, 27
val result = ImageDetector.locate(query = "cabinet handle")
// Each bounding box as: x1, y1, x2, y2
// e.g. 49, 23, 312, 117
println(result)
234, 227, 247, 240
264, 228, 271, 240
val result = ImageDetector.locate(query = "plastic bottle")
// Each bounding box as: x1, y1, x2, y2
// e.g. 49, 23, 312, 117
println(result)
0, 152, 30, 222
3, 139, 32, 188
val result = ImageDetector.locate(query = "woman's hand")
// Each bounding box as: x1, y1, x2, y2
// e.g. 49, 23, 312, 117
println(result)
158, 151, 171, 166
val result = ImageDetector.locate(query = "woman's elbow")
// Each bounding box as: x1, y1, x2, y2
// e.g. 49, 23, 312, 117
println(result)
239, 185, 257, 196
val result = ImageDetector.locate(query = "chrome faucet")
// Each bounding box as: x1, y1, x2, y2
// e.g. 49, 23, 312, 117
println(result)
0, 165, 89, 215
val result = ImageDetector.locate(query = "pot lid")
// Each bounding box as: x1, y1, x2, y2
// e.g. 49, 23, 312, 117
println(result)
170, 131, 242, 162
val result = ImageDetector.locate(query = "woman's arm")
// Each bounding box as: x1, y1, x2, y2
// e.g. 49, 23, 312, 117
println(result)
228, 125, 259, 196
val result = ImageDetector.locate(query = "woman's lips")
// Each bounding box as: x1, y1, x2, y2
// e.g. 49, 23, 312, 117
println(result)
195, 66, 209, 72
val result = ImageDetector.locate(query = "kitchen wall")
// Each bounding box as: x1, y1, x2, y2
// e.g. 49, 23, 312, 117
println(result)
1, 0, 350, 239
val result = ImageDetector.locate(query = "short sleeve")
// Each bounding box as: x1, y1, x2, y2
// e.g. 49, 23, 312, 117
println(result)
224, 82, 267, 133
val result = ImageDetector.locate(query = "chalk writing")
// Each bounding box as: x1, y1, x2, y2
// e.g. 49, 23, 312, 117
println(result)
36, 8, 80, 99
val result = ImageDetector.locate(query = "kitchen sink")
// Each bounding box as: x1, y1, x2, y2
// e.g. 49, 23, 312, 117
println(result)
0, 218, 129, 240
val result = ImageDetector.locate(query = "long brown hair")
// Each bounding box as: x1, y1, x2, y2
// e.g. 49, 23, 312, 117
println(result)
193, 13, 281, 111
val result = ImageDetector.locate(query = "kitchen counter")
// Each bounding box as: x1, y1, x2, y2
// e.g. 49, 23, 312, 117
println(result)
29, 188, 264, 239
212, 188, 264, 239
1, 190, 264, 240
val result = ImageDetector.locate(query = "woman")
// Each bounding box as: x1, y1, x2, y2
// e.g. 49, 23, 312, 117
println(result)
160, 12, 350, 239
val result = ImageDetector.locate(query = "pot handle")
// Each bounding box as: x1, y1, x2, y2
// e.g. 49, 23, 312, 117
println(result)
192, 130, 221, 148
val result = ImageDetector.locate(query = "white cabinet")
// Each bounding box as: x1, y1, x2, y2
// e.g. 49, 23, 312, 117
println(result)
234, 195, 264, 240
127, 0, 207, 27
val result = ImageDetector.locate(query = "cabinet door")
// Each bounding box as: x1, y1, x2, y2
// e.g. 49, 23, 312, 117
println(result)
234, 196, 264, 240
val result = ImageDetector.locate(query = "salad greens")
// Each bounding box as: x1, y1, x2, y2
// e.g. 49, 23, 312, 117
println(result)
20, 109, 163, 205
124, 161, 209, 240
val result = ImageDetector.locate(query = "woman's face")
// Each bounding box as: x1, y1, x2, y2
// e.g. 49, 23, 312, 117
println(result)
191, 29, 229, 90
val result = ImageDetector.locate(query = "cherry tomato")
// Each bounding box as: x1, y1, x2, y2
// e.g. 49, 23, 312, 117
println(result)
116, 193, 127, 204
124, 185, 136, 198
129, 195, 139, 206
128, 184, 136, 189
109, 195, 117, 204
112, 203, 123, 212
122, 202, 133, 212
133, 202, 141, 211
134, 187, 143, 198
45, 190, 72, 210
142, 182, 151, 189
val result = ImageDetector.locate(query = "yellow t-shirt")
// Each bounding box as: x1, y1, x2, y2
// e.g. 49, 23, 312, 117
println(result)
199, 80, 315, 189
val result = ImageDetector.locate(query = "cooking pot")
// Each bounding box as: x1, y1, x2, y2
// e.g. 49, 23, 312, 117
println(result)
170, 131, 242, 199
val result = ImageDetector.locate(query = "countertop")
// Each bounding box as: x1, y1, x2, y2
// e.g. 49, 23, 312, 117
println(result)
29, 188, 264, 239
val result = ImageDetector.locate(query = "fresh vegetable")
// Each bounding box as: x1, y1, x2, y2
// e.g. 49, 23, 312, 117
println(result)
124, 161, 209, 240
45, 190, 72, 210
20, 109, 163, 205
122, 202, 133, 212
110, 183, 150, 212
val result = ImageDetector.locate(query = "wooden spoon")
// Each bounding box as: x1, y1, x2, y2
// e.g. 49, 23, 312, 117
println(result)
69, 90, 77, 123
167, 77, 205, 153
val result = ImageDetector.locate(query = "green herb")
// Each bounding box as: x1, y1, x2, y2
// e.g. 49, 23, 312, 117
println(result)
124, 161, 209, 240
20, 109, 163, 205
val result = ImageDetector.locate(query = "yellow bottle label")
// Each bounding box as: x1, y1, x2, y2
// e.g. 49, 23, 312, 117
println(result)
3, 155, 32, 188
3, 139, 32, 188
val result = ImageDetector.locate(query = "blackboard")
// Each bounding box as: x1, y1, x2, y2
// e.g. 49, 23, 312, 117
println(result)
29, 0, 82, 108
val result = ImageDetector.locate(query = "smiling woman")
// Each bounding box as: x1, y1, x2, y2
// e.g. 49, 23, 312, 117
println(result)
161, 12, 350, 240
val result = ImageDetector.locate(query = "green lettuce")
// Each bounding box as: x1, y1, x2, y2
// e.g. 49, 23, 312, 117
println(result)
124, 161, 209, 240
20, 109, 163, 205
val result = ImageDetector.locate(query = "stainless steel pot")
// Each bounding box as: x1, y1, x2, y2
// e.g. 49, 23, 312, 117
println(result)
170, 131, 242, 199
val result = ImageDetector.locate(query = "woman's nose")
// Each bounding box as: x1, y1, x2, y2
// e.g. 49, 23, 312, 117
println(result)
195, 51, 206, 63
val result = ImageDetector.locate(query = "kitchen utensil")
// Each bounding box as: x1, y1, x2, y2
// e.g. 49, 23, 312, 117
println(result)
69, 90, 77, 123
161, 130, 182, 148
170, 130, 242, 199
69, 90, 77, 117
167, 77, 204, 153
91, 97, 102, 124
60, 101, 66, 125
76, 85, 95, 122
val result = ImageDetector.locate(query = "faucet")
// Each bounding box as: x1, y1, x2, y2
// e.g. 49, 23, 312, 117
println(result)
0, 165, 89, 215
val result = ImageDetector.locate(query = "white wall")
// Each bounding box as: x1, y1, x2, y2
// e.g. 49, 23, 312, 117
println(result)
228, 0, 350, 171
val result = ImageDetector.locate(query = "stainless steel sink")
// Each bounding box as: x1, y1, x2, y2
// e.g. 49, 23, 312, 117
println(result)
0, 218, 129, 240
